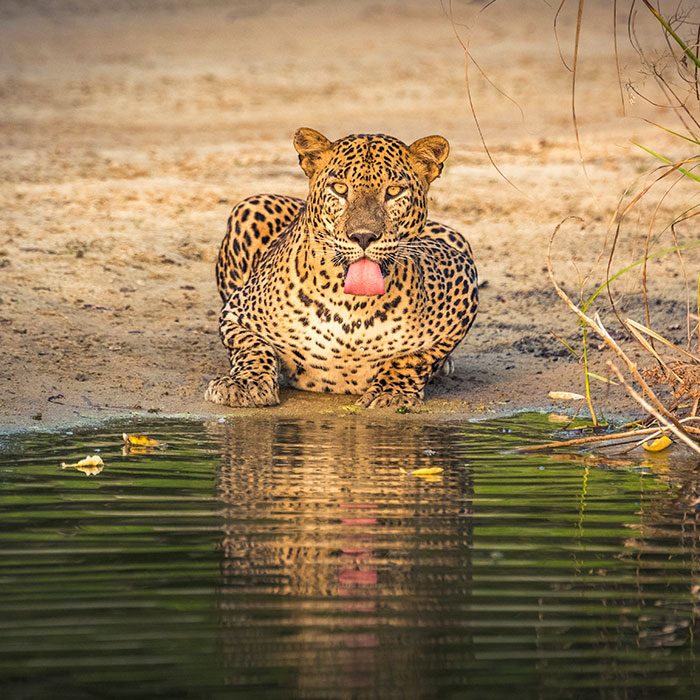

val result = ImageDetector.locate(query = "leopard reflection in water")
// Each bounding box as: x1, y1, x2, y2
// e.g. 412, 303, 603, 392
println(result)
210, 418, 474, 695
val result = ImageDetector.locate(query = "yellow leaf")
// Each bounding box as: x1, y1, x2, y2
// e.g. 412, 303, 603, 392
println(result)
123, 433, 160, 447
61, 455, 104, 476
411, 467, 444, 476
61, 455, 104, 468
642, 435, 672, 452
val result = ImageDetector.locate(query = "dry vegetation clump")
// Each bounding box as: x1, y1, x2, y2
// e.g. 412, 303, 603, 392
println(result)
643, 361, 700, 409
517, 1, 700, 454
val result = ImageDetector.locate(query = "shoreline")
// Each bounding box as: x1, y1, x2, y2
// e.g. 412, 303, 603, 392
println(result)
0, 387, 635, 437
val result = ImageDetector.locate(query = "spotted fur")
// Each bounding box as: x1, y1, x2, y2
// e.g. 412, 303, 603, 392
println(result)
205, 129, 478, 408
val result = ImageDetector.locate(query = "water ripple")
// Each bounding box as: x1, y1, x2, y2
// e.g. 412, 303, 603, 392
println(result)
0, 414, 698, 698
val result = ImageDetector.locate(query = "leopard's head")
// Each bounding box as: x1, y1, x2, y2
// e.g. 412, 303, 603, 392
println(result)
294, 128, 449, 291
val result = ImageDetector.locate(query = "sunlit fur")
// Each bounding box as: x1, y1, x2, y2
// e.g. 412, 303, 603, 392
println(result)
206, 130, 478, 409
303, 134, 430, 276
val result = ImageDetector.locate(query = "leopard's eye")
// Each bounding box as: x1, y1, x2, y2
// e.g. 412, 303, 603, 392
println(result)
330, 182, 348, 196
386, 185, 404, 199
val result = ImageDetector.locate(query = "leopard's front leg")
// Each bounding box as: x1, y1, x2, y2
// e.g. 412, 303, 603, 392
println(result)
357, 345, 450, 409
205, 320, 280, 408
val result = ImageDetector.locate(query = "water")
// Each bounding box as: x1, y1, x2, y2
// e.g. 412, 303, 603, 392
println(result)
0, 414, 698, 699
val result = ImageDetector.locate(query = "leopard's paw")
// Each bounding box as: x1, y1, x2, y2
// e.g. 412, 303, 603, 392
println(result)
356, 387, 424, 409
205, 375, 279, 407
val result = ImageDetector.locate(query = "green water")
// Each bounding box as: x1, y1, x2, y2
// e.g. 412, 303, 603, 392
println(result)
0, 414, 698, 699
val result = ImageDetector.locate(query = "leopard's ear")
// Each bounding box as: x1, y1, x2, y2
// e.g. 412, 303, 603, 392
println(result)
408, 135, 450, 183
293, 128, 333, 178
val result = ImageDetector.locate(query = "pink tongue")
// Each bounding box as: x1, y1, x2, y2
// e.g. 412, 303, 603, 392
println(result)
344, 258, 385, 296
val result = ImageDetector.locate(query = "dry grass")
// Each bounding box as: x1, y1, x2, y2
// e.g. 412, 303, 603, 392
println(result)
502, 1, 700, 455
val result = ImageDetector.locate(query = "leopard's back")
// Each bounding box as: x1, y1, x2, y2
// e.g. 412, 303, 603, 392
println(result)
216, 193, 304, 301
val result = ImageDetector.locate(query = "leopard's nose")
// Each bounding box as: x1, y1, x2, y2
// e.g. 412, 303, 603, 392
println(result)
348, 229, 380, 250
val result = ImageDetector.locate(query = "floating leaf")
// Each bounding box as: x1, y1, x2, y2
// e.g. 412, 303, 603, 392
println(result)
411, 467, 444, 476
61, 455, 104, 476
642, 435, 672, 452
61, 455, 104, 468
548, 391, 585, 401
123, 433, 160, 447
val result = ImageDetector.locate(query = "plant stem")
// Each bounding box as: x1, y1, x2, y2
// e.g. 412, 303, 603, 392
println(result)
641, 0, 700, 71
580, 322, 598, 425
633, 144, 700, 183
518, 424, 700, 452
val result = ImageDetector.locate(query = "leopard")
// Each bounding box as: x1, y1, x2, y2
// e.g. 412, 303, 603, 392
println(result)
205, 128, 478, 409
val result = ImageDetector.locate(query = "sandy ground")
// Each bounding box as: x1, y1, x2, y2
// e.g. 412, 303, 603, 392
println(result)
1, 0, 697, 430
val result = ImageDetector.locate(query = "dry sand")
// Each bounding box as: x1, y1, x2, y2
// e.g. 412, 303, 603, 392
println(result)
1, 0, 696, 430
